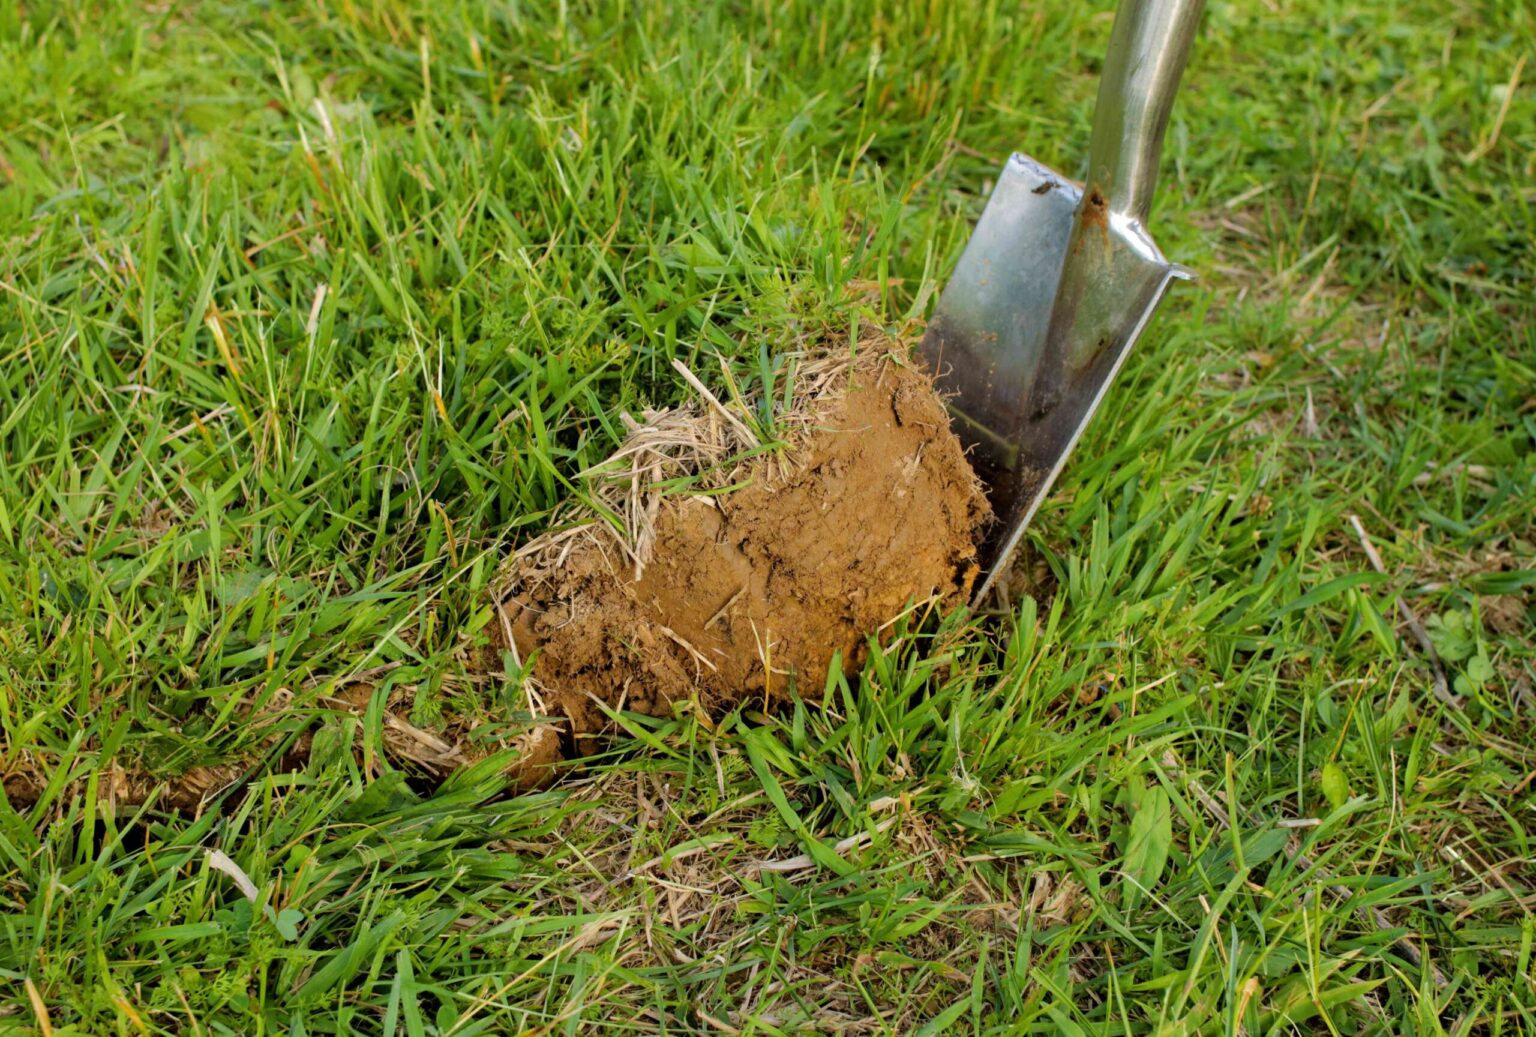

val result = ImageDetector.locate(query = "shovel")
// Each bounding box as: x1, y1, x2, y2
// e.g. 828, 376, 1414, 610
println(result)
919, 0, 1204, 599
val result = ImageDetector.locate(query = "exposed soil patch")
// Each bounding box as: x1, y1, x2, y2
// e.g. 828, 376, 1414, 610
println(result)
497, 343, 990, 753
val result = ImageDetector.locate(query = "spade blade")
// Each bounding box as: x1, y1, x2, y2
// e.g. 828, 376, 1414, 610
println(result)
919, 153, 1186, 599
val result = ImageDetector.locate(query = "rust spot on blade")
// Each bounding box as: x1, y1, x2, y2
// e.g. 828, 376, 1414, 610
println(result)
1082, 188, 1109, 230
1073, 188, 1113, 254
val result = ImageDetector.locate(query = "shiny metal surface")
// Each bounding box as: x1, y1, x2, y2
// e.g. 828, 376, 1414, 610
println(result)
1088, 0, 1205, 223
918, 0, 1203, 599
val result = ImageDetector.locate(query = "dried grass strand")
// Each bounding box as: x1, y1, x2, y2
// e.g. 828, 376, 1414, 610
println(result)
504, 347, 883, 597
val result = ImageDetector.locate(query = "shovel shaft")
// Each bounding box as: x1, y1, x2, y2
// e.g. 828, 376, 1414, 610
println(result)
1086, 0, 1204, 224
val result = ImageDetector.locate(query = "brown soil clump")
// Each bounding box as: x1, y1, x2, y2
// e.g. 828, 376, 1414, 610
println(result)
497, 345, 990, 745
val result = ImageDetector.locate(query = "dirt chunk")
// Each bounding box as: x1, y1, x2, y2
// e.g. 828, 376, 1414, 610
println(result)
499, 351, 991, 741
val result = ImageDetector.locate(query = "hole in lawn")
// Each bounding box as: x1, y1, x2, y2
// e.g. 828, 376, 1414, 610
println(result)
85, 817, 152, 856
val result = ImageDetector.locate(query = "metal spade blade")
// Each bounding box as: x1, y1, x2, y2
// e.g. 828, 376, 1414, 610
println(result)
919, 0, 1204, 599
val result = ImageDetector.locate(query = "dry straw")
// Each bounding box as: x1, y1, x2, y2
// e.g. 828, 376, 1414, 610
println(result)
504, 344, 891, 595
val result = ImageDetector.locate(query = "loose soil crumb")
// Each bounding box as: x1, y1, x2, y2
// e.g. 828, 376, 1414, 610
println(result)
497, 344, 991, 749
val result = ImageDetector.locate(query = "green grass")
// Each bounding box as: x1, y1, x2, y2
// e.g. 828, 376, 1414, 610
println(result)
3, 0, 1534, 1031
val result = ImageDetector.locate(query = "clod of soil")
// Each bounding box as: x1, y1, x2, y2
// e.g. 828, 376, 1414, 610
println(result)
496, 343, 991, 751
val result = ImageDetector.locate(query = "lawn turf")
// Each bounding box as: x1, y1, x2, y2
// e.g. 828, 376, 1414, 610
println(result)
2, 0, 1535, 1032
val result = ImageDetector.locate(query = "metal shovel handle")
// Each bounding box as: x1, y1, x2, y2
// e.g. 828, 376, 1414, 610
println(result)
1086, 0, 1204, 224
